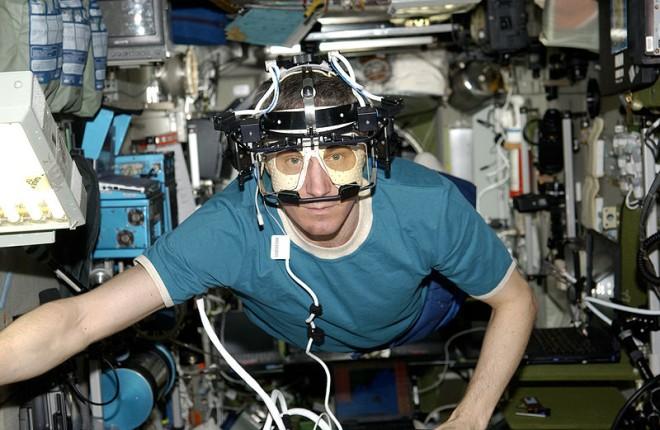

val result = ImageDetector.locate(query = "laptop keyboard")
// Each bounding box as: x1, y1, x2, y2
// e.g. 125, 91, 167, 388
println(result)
525, 327, 619, 364
533, 328, 599, 356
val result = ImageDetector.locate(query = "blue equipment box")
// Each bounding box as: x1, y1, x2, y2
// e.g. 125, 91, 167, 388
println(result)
114, 152, 178, 233
94, 183, 164, 260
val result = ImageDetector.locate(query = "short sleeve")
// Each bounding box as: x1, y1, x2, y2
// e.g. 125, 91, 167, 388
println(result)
433, 183, 514, 297
140, 198, 249, 305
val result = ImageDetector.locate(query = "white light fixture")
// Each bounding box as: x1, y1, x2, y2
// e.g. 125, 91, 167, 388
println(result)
0, 71, 86, 247
318, 36, 435, 53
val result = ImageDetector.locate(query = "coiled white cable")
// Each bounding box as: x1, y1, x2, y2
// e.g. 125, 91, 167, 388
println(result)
264, 203, 342, 429
256, 65, 281, 113
235, 65, 281, 117
625, 188, 640, 210
303, 337, 343, 430
198, 297, 336, 430
328, 52, 382, 105
476, 144, 510, 214
283, 255, 342, 429
328, 54, 366, 107
196, 298, 288, 430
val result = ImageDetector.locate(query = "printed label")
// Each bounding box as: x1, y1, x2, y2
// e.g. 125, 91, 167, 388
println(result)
646, 36, 654, 53
614, 53, 624, 68
61, 4, 90, 87
29, 0, 63, 84
89, 0, 108, 90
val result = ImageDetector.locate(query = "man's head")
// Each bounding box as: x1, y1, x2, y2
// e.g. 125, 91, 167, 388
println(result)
262, 70, 364, 245
213, 53, 401, 245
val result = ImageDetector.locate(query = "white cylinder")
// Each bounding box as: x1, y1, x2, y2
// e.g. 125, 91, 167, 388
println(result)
448, 127, 474, 182
187, 125, 201, 189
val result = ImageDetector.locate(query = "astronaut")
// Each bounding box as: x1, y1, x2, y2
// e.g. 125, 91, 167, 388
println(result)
0, 53, 536, 430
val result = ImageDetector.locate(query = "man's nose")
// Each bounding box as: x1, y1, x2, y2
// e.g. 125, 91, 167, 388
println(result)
302, 157, 335, 197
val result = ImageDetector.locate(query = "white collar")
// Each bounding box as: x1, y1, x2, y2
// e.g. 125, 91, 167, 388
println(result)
277, 195, 373, 259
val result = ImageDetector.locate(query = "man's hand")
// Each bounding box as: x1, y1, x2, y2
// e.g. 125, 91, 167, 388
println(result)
435, 417, 481, 430
439, 268, 536, 429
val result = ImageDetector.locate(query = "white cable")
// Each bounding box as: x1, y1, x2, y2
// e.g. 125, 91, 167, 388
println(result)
485, 165, 507, 178
625, 188, 640, 210
53, 269, 82, 293
248, 205, 340, 429
327, 52, 383, 106
423, 403, 459, 425
584, 301, 613, 326
331, 52, 356, 79
260, 66, 281, 113
647, 118, 660, 136
264, 407, 332, 430
282, 255, 341, 429
283, 259, 341, 428
418, 327, 487, 394
286, 409, 332, 430
262, 397, 335, 430
304, 338, 343, 430
264, 203, 286, 235
255, 182, 265, 227
252, 87, 274, 114
476, 145, 510, 214
584, 296, 660, 316
331, 55, 381, 103
195, 298, 288, 430
235, 66, 281, 117
262, 390, 289, 430
271, 389, 289, 413
329, 56, 366, 107
285, 259, 320, 308
331, 55, 381, 104
313, 413, 330, 430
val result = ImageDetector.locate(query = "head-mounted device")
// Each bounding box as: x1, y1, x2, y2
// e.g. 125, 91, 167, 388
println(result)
213, 52, 403, 204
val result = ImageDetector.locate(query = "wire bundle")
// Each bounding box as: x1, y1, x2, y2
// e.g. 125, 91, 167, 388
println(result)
197, 298, 337, 430
636, 168, 660, 295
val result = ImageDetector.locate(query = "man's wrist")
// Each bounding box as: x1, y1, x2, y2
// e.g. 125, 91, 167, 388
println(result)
447, 404, 491, 430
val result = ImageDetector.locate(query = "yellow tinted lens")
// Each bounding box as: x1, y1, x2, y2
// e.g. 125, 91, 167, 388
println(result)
322, 146, 357, 172
273, 150, 304, 175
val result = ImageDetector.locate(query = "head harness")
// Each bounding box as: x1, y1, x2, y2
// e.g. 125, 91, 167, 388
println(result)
213, 52, 403, 204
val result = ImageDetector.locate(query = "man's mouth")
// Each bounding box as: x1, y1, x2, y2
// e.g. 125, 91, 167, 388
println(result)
305, 204, 334, 211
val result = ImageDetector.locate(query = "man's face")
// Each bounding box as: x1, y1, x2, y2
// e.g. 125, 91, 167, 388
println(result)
280, 157, 358, 242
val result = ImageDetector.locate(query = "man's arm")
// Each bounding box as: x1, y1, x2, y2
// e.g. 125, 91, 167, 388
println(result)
438, 269, 537, 430
0, 265, 165, 385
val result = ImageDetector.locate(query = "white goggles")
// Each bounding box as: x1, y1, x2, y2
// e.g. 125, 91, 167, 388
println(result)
262, 143, 367, 193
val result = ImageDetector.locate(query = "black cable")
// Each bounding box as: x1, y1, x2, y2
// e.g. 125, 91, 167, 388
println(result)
645, 136, 659, 162
637, 170, 660, 293
67, 359, 120, 407
611, 374, 660, 429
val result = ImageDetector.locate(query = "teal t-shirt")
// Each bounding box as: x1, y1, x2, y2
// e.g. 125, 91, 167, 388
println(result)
142, 158, 513, 352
